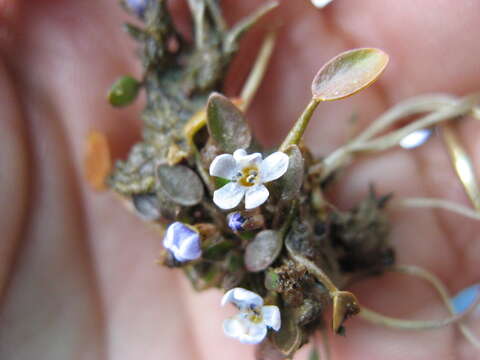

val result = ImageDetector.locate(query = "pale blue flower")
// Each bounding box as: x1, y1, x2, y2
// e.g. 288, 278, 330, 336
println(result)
163, 222, 201, 262
227, 212, 246, 232
222, 288, 281, 344
451, 283, 480, 315
210, 149, 289, 210
125, 0, 149, 18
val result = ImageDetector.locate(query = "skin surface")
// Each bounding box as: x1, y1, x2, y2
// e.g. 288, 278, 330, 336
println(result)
0, 0, 479, 359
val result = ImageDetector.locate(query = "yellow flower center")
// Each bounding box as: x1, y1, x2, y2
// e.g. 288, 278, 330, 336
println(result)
237, 165, 260, 187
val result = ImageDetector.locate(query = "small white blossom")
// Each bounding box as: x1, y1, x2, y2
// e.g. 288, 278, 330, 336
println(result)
311, 0, 333, 9
209, 149, 289, 210
163, 222, 201, 262
399, 129, 432, 149
221, 287, 281, 344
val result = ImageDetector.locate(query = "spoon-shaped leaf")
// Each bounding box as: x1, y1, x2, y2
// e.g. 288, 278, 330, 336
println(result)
207, 93, 252, 153
244, 230, 282, 272
312, 48, 389, 101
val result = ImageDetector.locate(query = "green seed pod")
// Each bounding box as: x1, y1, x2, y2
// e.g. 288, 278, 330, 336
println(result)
108, 76, 141, 107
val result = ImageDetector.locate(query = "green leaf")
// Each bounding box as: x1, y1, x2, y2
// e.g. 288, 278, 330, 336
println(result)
108, 76, 141, 107
156, 164, 204, 206
311, 48, 389, 101
244, 230, 282, 272
207, 93, 252, 153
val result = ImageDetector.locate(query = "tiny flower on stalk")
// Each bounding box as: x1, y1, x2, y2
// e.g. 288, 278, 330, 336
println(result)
221, 287, 281, 344
163, 222, 201, 262
209, 149, 289, 210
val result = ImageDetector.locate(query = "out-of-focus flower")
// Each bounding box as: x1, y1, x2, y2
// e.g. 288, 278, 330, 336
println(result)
221, 287, 281, 344
311, 0, 334, 9
163, 222, 201, 262
125, 0, 149, 18
210, 149, 289, 210
399, 128, 432, 149
451, 283, 480, 315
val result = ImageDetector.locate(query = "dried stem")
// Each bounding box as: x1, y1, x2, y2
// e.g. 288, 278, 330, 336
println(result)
313, 93, 480, 181
394, 197, 480, 221
239, 31, 276, 111
359, 264, 480, 347
442, 123, 480, 210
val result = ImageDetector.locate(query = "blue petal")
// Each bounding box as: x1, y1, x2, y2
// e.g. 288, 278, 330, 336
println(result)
227, 212, 245, 232
163, 222, 201, 262
451, 284, 480, 314
126, 0, 149, 18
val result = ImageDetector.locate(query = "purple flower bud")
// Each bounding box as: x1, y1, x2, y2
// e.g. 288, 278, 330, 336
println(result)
163, 222, 202, 262
228, 212, 245, 232
125, 0, 149, 18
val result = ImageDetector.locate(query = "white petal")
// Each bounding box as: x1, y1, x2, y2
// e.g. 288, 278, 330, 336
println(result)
245, 185, 269, 209
209, 154, 238, 179
311, 0, 333, 8
262, 305, 281, 331
233, 149, 262, 168
399, 129, 432, 149
223, 316, 267, 344
221, 287, 264, 309
213, 182, 245, 210
260, 152, 289, 183
233, 149, 247, 159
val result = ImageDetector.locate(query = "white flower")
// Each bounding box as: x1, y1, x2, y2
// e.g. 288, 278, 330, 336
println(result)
221, 287, 281, 344
399, 129, 432, 149
311, 0, 333, 9
163, 222, 202, 262
209, 149, 289, 210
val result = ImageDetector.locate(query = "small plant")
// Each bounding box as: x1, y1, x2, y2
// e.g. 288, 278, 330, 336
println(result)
84, 1, 480, 358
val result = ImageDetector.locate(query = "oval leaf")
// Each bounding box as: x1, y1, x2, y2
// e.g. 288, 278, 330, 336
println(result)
157, 164, 204, 206
108, 75, 141, 107
207, 93, 252, 152
132, 193, 162, 221
244, 230, 282, 272
271, 311, 303, 356
311, 48, 389, 101
279, 145, 304, 201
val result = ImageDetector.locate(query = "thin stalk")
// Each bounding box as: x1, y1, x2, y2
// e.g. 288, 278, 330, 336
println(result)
394, 197, 480, 221
315, 93, 480, 180
442, 123, 480, 210
286, 243, 339, 296
359, 264, 480, 347
239, 31, 276, 111
279, 98, 321, 152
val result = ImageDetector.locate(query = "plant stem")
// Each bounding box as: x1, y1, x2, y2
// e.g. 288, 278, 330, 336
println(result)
394, 197, 480, 221
359, 264, 480, 347
279, 98, 321, 152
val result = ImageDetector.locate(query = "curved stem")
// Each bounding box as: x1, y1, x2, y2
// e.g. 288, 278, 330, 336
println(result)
359, 264, 480, 347
314, 93, 480, 180
279, 98, 321, 152
394, 197, 480, 221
